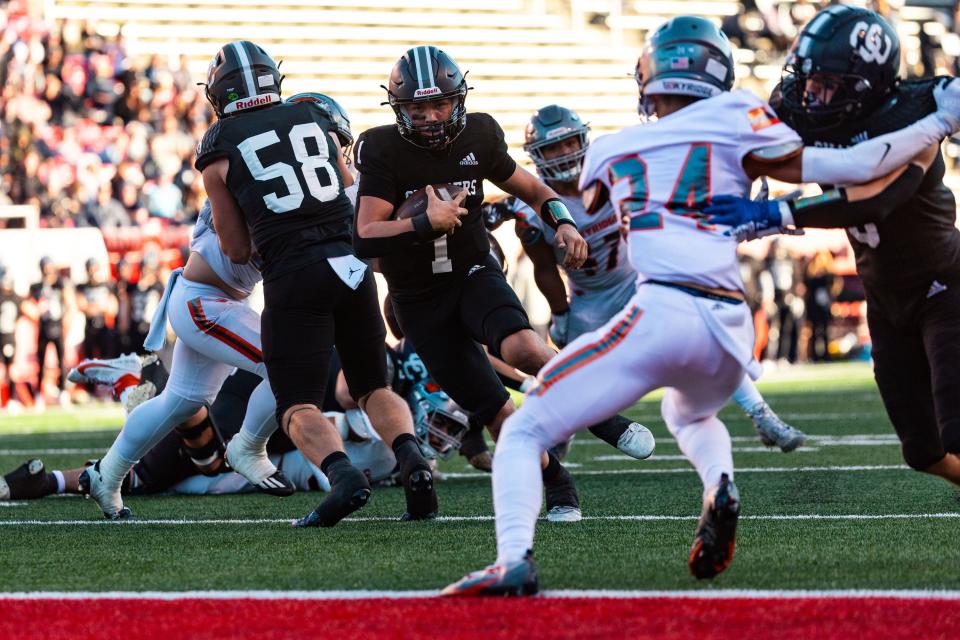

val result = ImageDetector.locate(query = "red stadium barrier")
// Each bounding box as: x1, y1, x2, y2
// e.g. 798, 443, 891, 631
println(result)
2, 594, 957, 640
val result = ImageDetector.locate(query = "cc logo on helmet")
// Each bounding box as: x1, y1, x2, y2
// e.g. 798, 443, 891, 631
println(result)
849, 21, 892, 65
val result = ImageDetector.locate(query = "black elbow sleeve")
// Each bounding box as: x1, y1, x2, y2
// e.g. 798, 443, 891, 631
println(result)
794, 165, 925, 229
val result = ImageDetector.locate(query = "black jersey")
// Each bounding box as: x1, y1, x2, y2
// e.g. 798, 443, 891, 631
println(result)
195, 101, 354, 280
386, 338, 431, 398
355, 112, 517, 300
774, 77, 960, 308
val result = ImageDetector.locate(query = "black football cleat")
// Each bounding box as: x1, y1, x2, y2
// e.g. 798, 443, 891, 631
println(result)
442, 550, 540, 597
292, 487, 371, 528
689, 473, 740, 580
400, 468, 438, 521
0, 459, 50, 500
544, 464, 581, 522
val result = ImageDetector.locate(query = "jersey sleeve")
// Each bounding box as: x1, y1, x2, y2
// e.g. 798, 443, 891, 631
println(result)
730, 90, 802, 161
511, 198, 546, 247
355, 130, 398, 205
194, 120, 231, 172
481, 114, 518, 184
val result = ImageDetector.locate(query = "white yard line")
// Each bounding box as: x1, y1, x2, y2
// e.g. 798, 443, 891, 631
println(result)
1, 512, 956, 527
443, 464, 909, 479
0, 588, 958, 600
0, 449, 102, 455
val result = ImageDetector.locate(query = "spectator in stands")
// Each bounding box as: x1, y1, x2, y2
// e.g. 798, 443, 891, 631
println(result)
0, 264, 25, 410
25, 256, 73, 406
126, 258, 164, 354
76, 258, 118, 361
764, 241, 803, 365
804, 249, 841, 363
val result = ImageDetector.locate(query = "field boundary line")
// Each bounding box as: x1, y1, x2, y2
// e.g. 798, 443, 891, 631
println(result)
1, 588, 958, 600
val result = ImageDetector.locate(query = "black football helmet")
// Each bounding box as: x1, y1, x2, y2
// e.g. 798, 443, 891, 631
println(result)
524, 105, 590, 183
781, 5, 900, 130
204, 40, 283, 117
384, 45, 470, 150
635, 16, 735, 117
286, 92, 354, 163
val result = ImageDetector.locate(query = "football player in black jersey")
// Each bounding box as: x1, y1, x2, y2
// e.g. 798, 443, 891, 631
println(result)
196, 41, 437, 526
703, 6, 960, 486
355, 45, 650, 522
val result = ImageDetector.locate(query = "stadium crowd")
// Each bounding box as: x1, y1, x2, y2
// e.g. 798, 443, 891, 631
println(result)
0, 0, 957, 411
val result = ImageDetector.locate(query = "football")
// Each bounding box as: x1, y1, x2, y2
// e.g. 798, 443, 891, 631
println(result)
395, 183, 468, 221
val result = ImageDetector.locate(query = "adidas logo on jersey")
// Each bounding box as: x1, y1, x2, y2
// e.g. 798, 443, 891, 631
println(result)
460, 153, 479, 166
927, 280, 948, 298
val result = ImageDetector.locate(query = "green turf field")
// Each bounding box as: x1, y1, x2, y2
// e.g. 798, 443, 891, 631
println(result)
1, 362, 958, 593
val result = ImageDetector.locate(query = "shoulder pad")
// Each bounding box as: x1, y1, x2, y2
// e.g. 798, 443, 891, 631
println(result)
195, 120, 228, 171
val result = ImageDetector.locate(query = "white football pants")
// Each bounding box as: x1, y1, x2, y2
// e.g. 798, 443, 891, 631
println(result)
493, 283, 755, 564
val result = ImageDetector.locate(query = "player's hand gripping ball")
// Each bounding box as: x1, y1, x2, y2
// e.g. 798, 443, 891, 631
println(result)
396, 184, 469, 237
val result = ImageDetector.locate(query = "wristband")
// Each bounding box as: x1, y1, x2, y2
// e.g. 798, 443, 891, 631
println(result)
411, 213, 435, 239
783, 188, 848, 226
541, 198, 577, 230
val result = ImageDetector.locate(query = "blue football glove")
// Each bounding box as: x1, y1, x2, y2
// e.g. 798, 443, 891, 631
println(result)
702, 195, 782, 231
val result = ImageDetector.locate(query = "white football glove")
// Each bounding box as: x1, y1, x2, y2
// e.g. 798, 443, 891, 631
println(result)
934, 77, 960, 132
548, 311, 570, 348
729, 222, 805, 243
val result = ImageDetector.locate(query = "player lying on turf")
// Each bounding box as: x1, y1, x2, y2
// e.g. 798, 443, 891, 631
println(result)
443, 14, 960, 596
485, 104, 807, 454
354, 46, 654, 523
699, 6, 960, 487
1, 344, 474, 502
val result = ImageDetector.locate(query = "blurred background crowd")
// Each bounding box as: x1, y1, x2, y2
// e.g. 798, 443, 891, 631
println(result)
1, 0, 958, 410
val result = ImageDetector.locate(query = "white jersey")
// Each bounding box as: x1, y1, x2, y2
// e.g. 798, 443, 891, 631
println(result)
580, 90, 801, 291
510, 195, 634, 295
191, 200, 262, 297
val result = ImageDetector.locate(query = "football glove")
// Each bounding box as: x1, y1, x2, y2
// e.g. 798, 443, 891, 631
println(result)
549, 311, 570, 348
934, 77, 960, 132
703, 195, 781, 230
481, 197, 517, 231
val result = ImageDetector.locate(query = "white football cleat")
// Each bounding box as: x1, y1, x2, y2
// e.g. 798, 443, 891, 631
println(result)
748, 402, 807, 453
225, 436, 295, 497
546, 505, 583, 522
78, 461, 132, 520
68, 353, 143, 395
617, 422, 656, 460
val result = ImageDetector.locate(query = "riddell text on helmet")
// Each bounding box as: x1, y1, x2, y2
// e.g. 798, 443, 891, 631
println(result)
226, 94, 279, 113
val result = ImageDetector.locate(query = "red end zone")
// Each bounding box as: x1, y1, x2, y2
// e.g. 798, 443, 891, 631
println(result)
2, 595, 958, 640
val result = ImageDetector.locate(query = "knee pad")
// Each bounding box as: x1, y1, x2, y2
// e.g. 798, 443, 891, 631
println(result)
175, 413, 227, 476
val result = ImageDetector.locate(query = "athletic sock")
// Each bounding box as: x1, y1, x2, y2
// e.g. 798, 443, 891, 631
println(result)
392, 433, 428, 475
541, 450, 563, 484
731, 376, 764, 414
493, 411, 546, 565
587, 414, 632, 447
97, 446, 138, 492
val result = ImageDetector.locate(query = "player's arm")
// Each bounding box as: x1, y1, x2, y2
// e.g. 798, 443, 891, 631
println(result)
525, 240, 569, 315
201, 158, 252, 264
354, 187, 467, 259
747, 78, 960, 185
328, 133, 353, 188
707, 143, 940, 230
495, 166, 587, 268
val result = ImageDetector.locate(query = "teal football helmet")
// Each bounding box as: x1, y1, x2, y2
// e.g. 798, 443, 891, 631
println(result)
286, 92, 354, 163
523, 105, 590, 183
635, 16, 735, 117
408, 382, 470, 459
